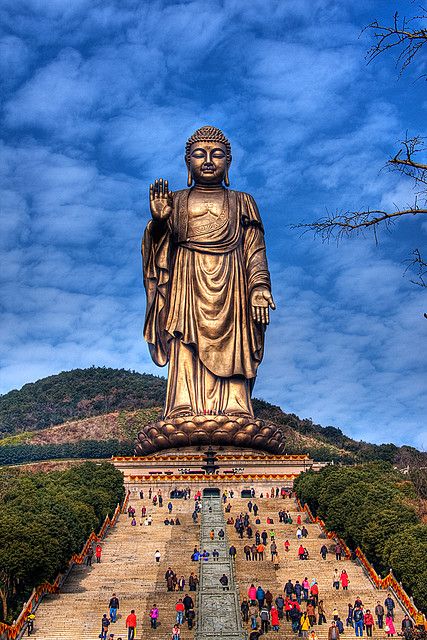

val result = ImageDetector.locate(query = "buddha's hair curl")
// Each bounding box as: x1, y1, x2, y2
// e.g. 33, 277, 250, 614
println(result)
185, 126, 232, 165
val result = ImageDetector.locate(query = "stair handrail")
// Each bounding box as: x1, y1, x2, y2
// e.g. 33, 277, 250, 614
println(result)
296, 497, 426, 626
0, 490, 130, 640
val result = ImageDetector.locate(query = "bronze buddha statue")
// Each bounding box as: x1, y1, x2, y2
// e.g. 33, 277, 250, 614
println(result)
136, 126, 285, 454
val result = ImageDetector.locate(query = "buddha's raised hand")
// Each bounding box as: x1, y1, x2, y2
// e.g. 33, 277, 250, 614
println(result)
149, 178, 173, 222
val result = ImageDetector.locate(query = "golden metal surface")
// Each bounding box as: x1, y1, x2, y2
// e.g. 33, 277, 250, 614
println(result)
137, 126, 279, 454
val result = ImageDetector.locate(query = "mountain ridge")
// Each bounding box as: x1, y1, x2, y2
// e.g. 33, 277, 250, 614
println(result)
0, 367, 424, 466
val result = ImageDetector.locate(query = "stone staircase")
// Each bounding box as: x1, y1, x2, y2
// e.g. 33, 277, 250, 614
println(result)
195, 492, 245, 640
31, 496, 200, 640
226, 495, 406, 639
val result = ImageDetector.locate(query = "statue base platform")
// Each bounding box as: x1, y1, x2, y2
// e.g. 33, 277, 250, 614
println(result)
135, 414, 287, 455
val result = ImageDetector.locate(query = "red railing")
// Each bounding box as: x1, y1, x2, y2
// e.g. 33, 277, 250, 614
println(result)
0, 491, 130, 640
296, 498, 426, 624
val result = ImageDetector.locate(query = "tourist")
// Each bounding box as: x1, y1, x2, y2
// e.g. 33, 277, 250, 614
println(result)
244, 544, 251, 560
178, 576, 185, 591
285, 579, 294, 598
189, 573, 198, 591
218, 528, 225, 540
318, 600, 327, 625
271, 605, 280, 632
335, 543, 343, 560
364, 609, 374, 637
290, 604, 302, 633
302, 577, 310, 601
220, 574, 229, 591
86, 546, 94, 566
353, 605, 364, 637
337, 618, 345, 634
176, 599, 185, 624
131, 517, 137, 526
347, 604, 354, 628
270, 541, 278, 562
328, 620, 340, 640
309, 631, 319, 640
297, 528, 302, 539
256, 585, 265, 608
175, 517, 181, 525
275, 595, 285, 619
229, 545, 237, 561
294, 581, 302, 604
241, 599, 250, 623
26, 613, 35, 635
260, 605, 270, 633
125, 610, 137, 640
265, 590, 273, 611
301, 611, 311, 638
249, 602, 259, 629
310, 580, 319, 607
307, 601, 316, 626
187, 608, 195, 629
374, 602, 384, 629
298, 544, 306, 560
183, 593, 194, 616
284, 540, 290, 553
320, 544, 328, 560
257, 543, 265, 561
384, 594, 395, 620
100, 614, 110, 640
332, 569, 340, 590
168, 501, 173, 513
210, 529, 214, 540
155, 550, 161, 563
109, 594, 119, 623
95, 544, 102, 563
302, 526, 308, 538
401, 616, 413, 634
248, 584, 257, 604
251, 543, 258, 561
213, 548, 219, 561
172, 623, 180, 640
253, 503, 259, 516
150, 604, 159, 629
340, 570, 349, 590
385, 614, 396, 637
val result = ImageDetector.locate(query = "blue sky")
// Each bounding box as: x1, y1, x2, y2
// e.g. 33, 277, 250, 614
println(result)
0, 0, 426, 447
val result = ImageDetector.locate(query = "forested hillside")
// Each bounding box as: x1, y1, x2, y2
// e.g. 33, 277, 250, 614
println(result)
294, 462, 427, 610
0, 367, 425, 466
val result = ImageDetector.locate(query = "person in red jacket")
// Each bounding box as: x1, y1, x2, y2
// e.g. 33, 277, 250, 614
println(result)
271, 605, 280, 631
364, 610, 374, 637
126, 610, 137, 640
298, 544, 305, 560
340, 570, 349, 590
310, 582, 319, 606
176, 599, 185, 624
95, 544, 102, 563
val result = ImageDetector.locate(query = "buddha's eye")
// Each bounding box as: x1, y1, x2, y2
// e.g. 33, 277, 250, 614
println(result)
212, 150, 225, 158
191, 150, 206, 158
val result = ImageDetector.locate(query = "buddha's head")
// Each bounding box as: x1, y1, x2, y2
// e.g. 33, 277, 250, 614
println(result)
185, 125, 232, 187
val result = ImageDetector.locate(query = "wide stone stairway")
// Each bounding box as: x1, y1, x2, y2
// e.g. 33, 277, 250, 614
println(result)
32, 495, 199, 640
226, 494, 407, 639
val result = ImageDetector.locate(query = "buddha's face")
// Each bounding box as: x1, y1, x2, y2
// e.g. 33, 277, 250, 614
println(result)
188, 141, 228, 185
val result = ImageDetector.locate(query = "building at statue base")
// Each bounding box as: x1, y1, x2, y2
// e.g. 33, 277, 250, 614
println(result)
112, 447, 329, 493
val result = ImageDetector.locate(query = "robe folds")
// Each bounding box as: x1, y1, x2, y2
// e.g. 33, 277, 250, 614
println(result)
142, 188, 271, 418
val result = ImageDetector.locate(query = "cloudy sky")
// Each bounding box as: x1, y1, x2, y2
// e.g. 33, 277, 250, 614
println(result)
1, 0, 426, 447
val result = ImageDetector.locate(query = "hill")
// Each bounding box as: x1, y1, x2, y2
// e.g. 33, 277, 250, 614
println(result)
0, 367, 425, 466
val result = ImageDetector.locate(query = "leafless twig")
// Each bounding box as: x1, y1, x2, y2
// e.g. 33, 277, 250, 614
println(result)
365, 10, 427, 75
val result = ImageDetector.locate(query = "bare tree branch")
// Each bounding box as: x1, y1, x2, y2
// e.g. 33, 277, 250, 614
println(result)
388, 136, 427, 188
291, 206, 427, 244
404, 248, 427, 288
365, 10, 427, 75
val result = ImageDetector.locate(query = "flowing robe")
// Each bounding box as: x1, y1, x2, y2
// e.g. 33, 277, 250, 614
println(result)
142, 188, 271, 418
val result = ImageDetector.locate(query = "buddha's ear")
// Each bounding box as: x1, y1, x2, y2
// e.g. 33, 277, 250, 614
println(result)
224, 166, 230, 187
186, 161, 193, 187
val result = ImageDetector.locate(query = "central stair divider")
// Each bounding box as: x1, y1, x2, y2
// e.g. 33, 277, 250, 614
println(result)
195, 491, 246, 640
